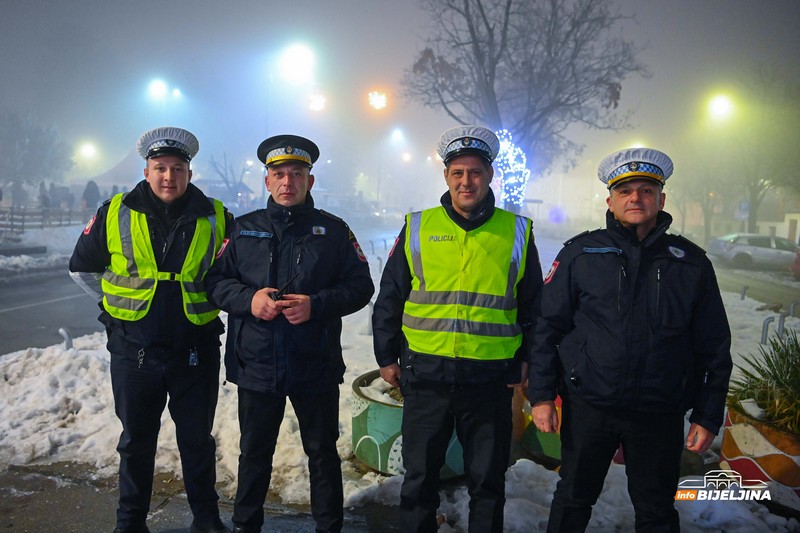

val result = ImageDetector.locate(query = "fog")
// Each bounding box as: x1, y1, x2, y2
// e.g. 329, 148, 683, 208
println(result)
2, 0, 799, 236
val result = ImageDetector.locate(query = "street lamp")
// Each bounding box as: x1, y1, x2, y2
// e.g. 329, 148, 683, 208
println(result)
277, 44, 315, 87
148, 79, 182, 121
264, 44, 317, 132
368, 90, 388, 111
709, 95, 733, 120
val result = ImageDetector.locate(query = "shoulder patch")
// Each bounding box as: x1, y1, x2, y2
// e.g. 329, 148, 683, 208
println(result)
83, 215, 96, 235
216, 238, 230, 258
668, 245, 685, 259
544, 260, 559, 284
353, 241, 368, 263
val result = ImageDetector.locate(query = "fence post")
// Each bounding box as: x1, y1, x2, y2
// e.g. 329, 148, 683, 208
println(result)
58, 327, 73, 350
760, 316, 776, 345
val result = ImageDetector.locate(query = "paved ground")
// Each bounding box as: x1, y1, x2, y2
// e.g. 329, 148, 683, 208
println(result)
0, 462, 402, 533
0, 449, 715, 532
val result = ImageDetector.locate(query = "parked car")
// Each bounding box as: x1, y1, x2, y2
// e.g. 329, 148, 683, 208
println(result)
792, 250, 800, 280
707, 233, 800, 270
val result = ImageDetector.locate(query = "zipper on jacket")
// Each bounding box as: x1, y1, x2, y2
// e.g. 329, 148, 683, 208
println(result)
655, 267, 662, 313
617, 265, 627, 311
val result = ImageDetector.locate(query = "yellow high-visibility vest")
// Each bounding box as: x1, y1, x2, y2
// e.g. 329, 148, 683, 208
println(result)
402, 206, 531, 360
101, 193, 225, 325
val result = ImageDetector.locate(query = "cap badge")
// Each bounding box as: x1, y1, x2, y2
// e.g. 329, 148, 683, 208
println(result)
628, 162, 639, 171
461, 138, 473, 147
285, 146, 294, 154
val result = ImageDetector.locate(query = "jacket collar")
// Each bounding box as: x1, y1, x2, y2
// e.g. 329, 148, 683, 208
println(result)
440, 188, 496, 231
606, 209, 673, 247
265, 193, 315, 223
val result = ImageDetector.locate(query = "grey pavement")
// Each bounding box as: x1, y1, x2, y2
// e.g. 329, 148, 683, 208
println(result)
0, 462, 401, 533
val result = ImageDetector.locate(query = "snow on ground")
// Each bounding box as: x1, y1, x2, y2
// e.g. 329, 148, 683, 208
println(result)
1, 224, 799, 532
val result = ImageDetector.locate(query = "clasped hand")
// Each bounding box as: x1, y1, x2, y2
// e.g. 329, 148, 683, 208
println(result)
250, 288, 311, 324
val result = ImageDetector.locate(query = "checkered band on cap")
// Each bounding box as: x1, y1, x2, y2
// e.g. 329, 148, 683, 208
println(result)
597, 147, 674, 189
257, 134, 320, 167
437, 125, 500, 164
136, 127, 199, 161
264, 146, 313, 166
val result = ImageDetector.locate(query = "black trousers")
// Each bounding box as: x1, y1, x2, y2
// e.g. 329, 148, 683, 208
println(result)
547, 394, 684, 533
233, 387, 343, 533
399, 380, 513, 533
110, 346, 221, 529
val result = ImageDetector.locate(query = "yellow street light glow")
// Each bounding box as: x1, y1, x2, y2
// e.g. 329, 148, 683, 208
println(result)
401, 152, 412, 162
368, 91, 388, 110
709, 95, 733, 119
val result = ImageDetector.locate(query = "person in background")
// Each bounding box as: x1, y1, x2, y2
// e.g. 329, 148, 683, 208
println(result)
529, 147, 732, 532
372, 125, 543, 533
69, 127, 233, 533
205, 134, 374, 533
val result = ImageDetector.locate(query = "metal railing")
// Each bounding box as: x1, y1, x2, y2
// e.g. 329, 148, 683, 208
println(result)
0, 206, 93, 235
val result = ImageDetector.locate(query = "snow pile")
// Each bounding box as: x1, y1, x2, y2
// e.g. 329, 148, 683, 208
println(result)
1, 224, 799, 530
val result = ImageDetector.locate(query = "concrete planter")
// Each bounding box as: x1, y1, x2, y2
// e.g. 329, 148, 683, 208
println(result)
720, 405, 800, 512
351, 370, 464, 478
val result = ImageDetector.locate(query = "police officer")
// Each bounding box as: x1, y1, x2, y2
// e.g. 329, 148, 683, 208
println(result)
372, 126, 543, 533
529, 148, 733, 532
205, 134, 374, 533
69, 127, 232, 533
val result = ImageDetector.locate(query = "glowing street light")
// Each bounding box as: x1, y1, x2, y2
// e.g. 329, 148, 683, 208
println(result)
278, 44, 315, 86
709, 95, 733, 119
368, 91, 388, 111
390, 128, 405, 143
148, 80, 168, 100
79, 143, 97, 159
148, 79, 182, 121
308, 93, 327, 112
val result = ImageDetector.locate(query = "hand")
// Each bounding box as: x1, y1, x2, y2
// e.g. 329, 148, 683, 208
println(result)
250, 288, 283, 321
531, 400, 559, 433
280, 294, 311, 324
380, 363, 402, 388
686, 422, 715, 453
508, 361, 528, 388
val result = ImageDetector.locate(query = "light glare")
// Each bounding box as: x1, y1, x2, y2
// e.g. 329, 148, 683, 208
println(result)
368, 91, 388, 110
709, 95, 733, 119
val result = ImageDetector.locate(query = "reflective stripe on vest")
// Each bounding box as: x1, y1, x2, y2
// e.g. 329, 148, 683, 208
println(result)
402, 207, 530, 360
101, 193, 225, 324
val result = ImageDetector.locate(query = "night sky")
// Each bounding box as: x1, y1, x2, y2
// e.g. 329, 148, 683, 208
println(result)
2, 0, 798, 213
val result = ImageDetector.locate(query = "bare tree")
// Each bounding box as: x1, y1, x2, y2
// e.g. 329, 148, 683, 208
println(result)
208, 153, 252, 205
734, 68, 800, 232
691, 66, 800, 235
0, 111, 73, 206
403, 0, 648, 185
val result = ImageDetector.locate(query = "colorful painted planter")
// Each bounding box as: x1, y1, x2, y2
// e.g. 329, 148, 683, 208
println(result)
519, 395, 562, 463
720, 406, 800, 512
351, 370, 464, 478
